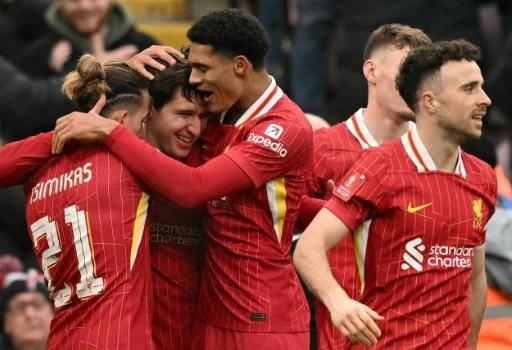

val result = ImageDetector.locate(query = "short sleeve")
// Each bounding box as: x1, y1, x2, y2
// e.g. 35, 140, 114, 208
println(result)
324, 150, 390, 231
224, 116, 313, 188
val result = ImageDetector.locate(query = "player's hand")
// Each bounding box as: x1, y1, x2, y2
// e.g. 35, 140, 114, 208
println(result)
128, 45, 184, 80
323, 179, 336, 200
330, 297, 383, 347
52, 95, 117, 154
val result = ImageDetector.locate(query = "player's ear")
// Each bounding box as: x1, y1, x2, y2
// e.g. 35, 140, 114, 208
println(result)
108, 110, 129, 124
233, 55, 250, 76
363, 59, 377, 84
421, 91, 438, 114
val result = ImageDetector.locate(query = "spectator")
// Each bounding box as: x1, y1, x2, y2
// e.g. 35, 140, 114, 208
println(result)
0, 270, 52, 350
0, 54, 73, 141
19, 0, 156, 78
0, 0, 50, 63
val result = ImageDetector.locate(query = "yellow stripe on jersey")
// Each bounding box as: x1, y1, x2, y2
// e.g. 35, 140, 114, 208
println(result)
130, 192, 149, 270
353, 226, 366, 295
266, 177, 287, 243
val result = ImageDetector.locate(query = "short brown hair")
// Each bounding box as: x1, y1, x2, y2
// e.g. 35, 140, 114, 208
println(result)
363, 24, 431, 61
396, 39, 481, 112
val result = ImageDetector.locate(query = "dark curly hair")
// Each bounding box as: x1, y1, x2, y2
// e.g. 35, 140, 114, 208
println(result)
187, 9, 270, 70
396, 39, 481, 112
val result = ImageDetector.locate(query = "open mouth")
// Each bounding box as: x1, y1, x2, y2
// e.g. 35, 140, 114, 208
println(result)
176, 134, 194, 145
199, 89, 213, 103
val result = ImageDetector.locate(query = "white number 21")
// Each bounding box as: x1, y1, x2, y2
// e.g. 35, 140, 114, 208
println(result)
30, 205, 105, 307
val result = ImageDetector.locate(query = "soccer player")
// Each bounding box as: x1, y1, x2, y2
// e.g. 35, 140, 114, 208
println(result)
1, 55, 155, 349
0, 58, 212, 349
294, 39, 496, 349
144, 61, 209, 350
308, 24, 431, 349
52, 9, 313, 349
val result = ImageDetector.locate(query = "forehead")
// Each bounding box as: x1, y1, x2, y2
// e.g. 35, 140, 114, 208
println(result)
9, 291, 45, 304
158, 94, 205, 114
440, 60, 483, 86
189, 43, 227, 65
373, 45, 410, 64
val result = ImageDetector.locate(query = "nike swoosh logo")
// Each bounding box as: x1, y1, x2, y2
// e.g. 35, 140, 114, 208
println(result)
407, 202, 432, 213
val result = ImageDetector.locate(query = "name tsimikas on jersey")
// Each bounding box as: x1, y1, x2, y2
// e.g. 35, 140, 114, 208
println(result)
247, 124, 288, 157
30, 163, 93, 204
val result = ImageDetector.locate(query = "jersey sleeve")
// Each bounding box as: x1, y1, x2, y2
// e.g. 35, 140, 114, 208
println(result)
224, 116, 313, 188
324, 150, 391, 231
104, 125, 253, 208
0, 132, 54, 187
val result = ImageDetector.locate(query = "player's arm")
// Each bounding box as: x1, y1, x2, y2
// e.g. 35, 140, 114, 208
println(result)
294, 208, 383, 347
468, 247, 487, 349
0, 132, 54, 187
54, 117, 253, 208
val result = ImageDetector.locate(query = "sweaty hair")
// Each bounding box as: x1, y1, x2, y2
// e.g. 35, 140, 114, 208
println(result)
363, 23, 431, 61
62, 54, 149, 116
396, 39, 481, 112
187, 9, 270, 70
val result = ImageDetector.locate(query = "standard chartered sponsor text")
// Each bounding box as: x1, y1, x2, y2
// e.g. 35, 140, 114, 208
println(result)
427, 244, 473, 268
150, 222, 202, 246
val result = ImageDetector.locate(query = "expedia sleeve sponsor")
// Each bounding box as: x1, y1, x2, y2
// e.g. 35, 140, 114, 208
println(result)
246, 132, 288, 158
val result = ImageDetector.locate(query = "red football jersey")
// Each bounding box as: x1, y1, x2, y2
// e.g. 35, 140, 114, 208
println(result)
309, 109, 380, 349
24, 145, 153, 350
196, 78, 312, 332
151, 146, 205, 350
325, 127, 497, 349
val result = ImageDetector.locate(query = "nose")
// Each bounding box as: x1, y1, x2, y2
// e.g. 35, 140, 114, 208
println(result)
187, 115, 202, 138
480, 88, 491, 107
189, 68, 201, 86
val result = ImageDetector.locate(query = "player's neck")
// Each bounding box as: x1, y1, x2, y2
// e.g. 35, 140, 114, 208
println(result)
415, 119, 460, 173
363, 105, 410, 145
224, 72, 272, 124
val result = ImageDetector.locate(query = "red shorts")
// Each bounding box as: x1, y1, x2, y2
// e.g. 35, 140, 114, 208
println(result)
191, 319, 309, 350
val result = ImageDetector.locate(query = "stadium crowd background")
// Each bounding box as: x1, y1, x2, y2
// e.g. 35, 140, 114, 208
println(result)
0, 0, 511, 349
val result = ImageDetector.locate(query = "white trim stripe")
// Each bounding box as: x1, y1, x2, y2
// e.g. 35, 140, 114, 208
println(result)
266, 178, 287, 243
353, 218, 371, 295
401, 126, 467, 177
235, 76, 283, 127
346, 109, 379, 149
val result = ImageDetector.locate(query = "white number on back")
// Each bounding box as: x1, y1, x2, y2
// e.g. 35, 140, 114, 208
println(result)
30, 205, 105, 307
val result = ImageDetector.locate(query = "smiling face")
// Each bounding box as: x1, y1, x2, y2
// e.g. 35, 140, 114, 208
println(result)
434, 60, 491, 143
146, 94, 208, 159
188, 43, 242, 115
59, 0, 111, 35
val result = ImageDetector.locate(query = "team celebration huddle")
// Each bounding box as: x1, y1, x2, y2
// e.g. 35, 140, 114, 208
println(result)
0, 7, 497, 350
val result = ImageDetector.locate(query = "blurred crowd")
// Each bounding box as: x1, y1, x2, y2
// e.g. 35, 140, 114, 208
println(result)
0, 0, 511, 349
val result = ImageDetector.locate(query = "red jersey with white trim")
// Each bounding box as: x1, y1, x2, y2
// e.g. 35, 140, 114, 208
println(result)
24, 145, 153, 350
197, 78, 312, 332
309, 109, 379, 349
151, 146, 205, 350
325, 127, 497, 349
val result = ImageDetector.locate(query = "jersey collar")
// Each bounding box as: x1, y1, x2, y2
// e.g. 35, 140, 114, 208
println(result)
234, 76, 283, 127
401, 124, 467, 178
346, 108, 380, 149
